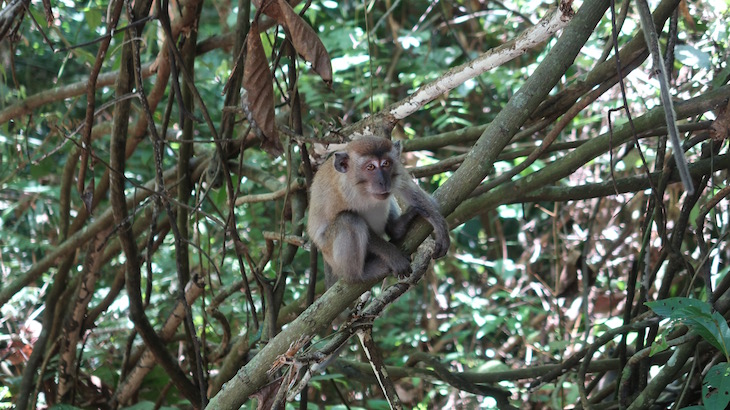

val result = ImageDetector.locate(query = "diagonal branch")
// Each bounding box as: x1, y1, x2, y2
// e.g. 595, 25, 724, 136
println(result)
635, 0, 694, 194
205, 2, 610, 408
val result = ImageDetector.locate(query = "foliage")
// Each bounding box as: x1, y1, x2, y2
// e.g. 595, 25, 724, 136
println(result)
0, 0, 729, 409
647, 298, 730, 410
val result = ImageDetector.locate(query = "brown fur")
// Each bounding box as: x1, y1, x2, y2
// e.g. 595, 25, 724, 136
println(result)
307, 136, 450, 284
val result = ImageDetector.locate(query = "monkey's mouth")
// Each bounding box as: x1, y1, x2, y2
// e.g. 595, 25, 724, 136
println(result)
373, 192, 390, 200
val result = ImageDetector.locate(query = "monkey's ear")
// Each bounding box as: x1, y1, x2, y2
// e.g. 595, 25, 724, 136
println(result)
392, 140, 402, 156
334, 152, 349, 173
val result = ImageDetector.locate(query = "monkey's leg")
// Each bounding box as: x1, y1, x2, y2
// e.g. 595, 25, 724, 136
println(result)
323, 263, 337, 289
327, 212, 411, 283
326, 212, 369, 282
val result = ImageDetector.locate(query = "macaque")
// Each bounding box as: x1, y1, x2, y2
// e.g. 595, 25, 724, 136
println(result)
307, 136, 450, 284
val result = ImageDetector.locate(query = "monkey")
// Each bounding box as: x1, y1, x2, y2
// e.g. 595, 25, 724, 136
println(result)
307, 135, 450, 284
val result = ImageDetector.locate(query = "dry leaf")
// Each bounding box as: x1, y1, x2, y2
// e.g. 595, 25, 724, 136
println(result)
277, 0, 332, 85
253, 0, 333, 85
252, 0, 284, 21
709, 102, 730, 142
251, 377, 283, 410
243, 22, 283, 156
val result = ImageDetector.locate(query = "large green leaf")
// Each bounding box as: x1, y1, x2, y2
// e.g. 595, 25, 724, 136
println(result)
703, 363, 730, 409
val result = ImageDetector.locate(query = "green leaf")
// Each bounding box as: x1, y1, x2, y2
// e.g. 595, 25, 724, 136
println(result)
649, 335, 669, 357
84, 8, 102, 31
681, 310, 726, 353
120, 401, 178, 410
711, 311, 730, 356
703, 363, 730, 409
645, 297, 712, 319
647, 298, 730, 356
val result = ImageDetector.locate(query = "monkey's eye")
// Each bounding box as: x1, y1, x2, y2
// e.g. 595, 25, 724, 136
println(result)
381, 160, 390, 168
366, 164, 376, 171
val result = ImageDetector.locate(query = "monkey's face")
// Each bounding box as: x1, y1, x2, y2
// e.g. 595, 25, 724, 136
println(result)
335, 151, 394, 201
334, 137, 402, 203
360, 156, 394, 200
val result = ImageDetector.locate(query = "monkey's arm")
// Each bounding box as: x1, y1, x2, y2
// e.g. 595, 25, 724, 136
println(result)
386, 207, 418, 241
323, 212, 410, 283
365, 233, 412, 279
395, 180, 451, 259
